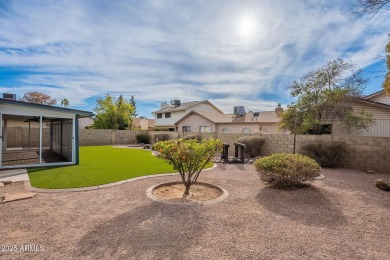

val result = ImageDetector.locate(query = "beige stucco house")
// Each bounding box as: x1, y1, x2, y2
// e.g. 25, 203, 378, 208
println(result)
132, 118, 155, 130
175, 104, 286, 134
152, 100, 224, 131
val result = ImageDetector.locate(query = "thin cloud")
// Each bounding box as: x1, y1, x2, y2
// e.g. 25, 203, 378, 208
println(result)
0, 0, 388, 115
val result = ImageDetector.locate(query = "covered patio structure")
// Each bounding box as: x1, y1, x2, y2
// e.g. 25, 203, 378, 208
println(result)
0, 97, 93, 169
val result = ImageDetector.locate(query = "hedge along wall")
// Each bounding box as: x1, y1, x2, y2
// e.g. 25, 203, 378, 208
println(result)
162, 132, 390, 173
260, 134, 390, 174
79, 130, 390, 173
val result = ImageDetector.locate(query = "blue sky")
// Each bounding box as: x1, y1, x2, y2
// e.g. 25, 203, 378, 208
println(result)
0, 0, 389, 118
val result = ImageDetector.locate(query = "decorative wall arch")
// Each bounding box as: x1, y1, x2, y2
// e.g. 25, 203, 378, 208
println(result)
221, 127, 231, 133
241, 127, 252, 134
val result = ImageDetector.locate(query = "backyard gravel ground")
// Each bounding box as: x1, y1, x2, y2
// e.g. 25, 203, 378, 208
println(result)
0, 164, 389, 260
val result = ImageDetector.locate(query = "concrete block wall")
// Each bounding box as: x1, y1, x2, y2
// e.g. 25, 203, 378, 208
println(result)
79, 129, 113, 145
331, 136, 390, 173
260, 134, 390, 174
79, 129, 136, 146
6, 127, 390, 173
116, 130, 137, 145
215, 133, 258, 154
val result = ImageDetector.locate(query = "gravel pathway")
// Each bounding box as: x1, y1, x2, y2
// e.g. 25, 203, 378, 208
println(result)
0, 165, 389, 259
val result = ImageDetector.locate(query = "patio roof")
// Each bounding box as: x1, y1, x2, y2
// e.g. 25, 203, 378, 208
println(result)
0, 98, 93, 117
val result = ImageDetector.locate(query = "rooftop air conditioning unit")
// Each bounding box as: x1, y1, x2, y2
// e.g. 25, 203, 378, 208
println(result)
170, 99, 181, 106
2, 93, 16, 100
234, 106, 246, 116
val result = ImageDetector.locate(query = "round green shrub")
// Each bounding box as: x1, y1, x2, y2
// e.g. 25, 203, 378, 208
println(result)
300, 141, 346, 167
236, 136, 265, 158
153, 133, 170, 143
136, 133, 150, 144
254, 153, 320, 188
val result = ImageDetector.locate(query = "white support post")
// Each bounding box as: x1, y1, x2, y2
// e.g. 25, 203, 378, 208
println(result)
0, 113, 2, 167
72, 115, 76, 164
39, 116, 43, 164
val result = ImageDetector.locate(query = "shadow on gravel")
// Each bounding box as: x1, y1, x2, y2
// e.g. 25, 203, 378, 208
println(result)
216, 163, 226, 171
256, 186, 347, 228
76, 203, 204, 259
233, 164, 245, 170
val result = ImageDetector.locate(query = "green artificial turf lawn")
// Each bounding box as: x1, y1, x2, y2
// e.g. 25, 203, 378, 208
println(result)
28, 146, 177, 189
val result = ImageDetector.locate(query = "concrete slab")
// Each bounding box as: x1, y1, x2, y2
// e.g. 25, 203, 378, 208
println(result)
0, 173, 29, 182
0, 168, 27, 178
1, 192, 37, 203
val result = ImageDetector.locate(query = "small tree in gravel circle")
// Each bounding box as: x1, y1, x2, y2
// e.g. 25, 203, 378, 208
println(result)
154, 138, 223, 197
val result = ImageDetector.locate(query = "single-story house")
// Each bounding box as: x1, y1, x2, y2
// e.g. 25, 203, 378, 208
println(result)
364, 89, 390, 105
175, 104, 286, 134
132, 117, 155, 130
331, 90, 390, 137
0, 96, 93, 169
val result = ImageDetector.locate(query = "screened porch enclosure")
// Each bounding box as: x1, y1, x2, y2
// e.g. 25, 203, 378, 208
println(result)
1, 114, 74, 168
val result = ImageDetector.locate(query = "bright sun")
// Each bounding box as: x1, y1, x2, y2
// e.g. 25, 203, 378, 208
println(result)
237, 14, 258, 40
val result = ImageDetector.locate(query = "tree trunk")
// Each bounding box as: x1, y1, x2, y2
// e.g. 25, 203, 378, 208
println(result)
183, 183, 191, 198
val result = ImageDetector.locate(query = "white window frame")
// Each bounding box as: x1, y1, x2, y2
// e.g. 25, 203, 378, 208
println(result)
199, 126, 211, 133
182, 126, 191, 132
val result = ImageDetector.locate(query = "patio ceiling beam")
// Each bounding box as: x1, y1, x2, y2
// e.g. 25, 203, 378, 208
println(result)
39, 115, 42, 164
0, 112, 2, 167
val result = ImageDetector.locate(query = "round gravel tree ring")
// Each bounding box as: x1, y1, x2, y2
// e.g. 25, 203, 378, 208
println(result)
146, 181, 228, 205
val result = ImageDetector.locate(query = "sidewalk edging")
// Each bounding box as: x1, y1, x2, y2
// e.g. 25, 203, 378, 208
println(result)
25, 163, 218, 193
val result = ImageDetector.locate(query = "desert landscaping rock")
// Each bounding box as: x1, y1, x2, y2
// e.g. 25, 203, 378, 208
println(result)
146, 181, 227, 205
0, 165, 389, 259
1, 180, 14, 185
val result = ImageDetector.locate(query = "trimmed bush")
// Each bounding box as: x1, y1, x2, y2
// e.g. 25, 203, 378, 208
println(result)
154, 138, 223, 196
236, 136, 265, 158
136, 133, 150, 144
153, 133, 169, 143
300, 141, 346, 167
183, 134, 202, 142
254, 153, 320, 188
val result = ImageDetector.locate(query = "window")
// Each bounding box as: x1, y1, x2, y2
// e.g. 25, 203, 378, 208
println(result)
221, 127, 231, 133
156, 113, 162, 119
165, 113, 171, 118
182, 126, 191, 132
241, 127, 252, 133
199, 126, 211, 133
306, 124, 332, 134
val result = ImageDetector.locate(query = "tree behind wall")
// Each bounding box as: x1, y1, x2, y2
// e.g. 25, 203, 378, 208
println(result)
354, 0, 390, 14
130, 95, 138, 118
93, 94, 134, 130
61, 98, 70, 107
19, 92, 57, 105
279, 58, 374, 134
384, 37, 390, 95
353, 1, 390, 96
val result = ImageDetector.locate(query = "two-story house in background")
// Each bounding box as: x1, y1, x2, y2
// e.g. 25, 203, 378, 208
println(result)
153, 99, 286, 134
175, 104, 286, 134
152, 100, 224, 131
